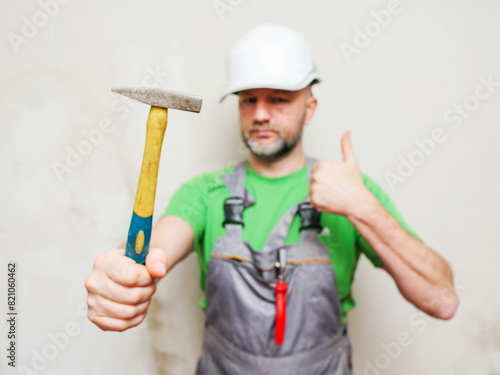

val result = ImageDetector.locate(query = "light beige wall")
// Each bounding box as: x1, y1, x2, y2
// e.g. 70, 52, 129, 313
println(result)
1, 0, 499, 374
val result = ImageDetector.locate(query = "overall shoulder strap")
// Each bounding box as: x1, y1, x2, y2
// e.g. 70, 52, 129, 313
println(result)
219, 161, 253, 238
219, 161, 255, 206
261, 157, 319, 252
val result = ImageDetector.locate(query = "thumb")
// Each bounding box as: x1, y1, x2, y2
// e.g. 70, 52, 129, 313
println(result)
145, 248, 168, 279
341, 131, 357, 165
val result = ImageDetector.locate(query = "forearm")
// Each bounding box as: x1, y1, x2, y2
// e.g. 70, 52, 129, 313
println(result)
149, 215, 194, 273
347, 194, 458, 319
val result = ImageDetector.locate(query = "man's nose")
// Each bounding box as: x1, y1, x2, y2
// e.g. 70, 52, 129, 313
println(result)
253, 101, 271, 123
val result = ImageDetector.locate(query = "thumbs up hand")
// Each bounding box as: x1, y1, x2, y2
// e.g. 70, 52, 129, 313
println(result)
309, 131, 373, 218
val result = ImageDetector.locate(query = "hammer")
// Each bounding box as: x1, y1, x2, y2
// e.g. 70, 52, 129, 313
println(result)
111, 87, 202, 265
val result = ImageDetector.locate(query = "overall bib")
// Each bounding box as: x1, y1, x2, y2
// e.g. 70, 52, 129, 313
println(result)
195, 159, 352, 375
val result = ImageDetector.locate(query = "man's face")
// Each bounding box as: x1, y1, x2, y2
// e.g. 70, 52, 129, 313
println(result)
238, 87, 316, 162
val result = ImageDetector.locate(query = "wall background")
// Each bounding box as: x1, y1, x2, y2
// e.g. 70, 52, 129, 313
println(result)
1, 0, 499, 374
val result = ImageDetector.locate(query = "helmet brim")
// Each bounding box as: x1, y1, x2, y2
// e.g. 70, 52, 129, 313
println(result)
219, 77, 320, 103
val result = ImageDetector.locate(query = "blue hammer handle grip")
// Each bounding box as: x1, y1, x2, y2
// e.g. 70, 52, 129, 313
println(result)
125, 212, 153, 265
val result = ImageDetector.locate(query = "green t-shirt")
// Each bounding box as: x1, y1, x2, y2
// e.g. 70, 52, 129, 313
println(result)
164, 162, 419, 323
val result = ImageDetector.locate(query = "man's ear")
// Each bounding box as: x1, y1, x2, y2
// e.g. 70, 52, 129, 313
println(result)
304, 95, 318, 126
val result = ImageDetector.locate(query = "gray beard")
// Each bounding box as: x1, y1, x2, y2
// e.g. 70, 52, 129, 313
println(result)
243, 129, 302, 162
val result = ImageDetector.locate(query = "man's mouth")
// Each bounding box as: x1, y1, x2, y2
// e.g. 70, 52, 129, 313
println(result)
250, 129, 276, 138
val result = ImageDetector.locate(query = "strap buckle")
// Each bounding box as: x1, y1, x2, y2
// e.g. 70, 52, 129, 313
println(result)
297, 202, 322, 231
222, 197, 245, 227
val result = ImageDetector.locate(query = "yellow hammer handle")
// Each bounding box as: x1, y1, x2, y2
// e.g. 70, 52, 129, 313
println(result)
134, 106, 168, 217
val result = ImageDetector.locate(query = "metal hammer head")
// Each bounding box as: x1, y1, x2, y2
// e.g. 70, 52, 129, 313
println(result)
111, 87, 202, 112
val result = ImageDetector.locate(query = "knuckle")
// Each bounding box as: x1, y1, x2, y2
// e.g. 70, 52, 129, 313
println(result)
111, 324, 127, 332
87, 311, 99, 325
84, 278, 92, 291
127, 288, 149, 305
94, 253, 109, 268
87, 296, 107, 317
84, 276, 98, 293
119, 266, 142, 287
85, 279, 99, 295
130, 314, 147, 329
121, 266, 135, 282
86, 294, 96, 309
116, 315, 144, 332
117, 303, 145, 320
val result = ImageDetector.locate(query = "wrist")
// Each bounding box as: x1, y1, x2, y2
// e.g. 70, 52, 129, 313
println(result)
346, 190, 381, 224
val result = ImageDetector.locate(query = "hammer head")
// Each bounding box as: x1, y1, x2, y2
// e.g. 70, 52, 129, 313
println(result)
111, 87, 202, 113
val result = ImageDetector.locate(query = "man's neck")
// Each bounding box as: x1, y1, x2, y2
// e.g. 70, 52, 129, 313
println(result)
248, 143, 307, 178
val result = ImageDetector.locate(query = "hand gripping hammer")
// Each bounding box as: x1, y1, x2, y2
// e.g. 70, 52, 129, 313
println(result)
112, 87, 202, 264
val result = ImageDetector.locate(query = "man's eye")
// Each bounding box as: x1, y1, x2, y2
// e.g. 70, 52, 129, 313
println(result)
242, 98, 256, 104
272, 97, 287, 103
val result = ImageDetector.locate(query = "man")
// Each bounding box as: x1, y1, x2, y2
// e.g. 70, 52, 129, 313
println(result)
85, 24, 458, 374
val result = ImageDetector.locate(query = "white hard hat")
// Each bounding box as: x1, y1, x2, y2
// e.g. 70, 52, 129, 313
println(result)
220, 24, 320, 101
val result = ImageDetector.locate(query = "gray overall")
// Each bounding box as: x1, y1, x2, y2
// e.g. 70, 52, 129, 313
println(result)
195, 159, 352, 375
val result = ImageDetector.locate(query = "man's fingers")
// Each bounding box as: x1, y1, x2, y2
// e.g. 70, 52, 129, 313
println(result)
86, 276, 156, 305
101, 250, 154, 287
88, 313, 146, 332
145, 247, 168, 279
88, 294, 150, 320
341, 131, 357, 165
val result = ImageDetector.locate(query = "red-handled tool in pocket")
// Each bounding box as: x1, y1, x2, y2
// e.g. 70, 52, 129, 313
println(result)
275, 248, 288, 345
